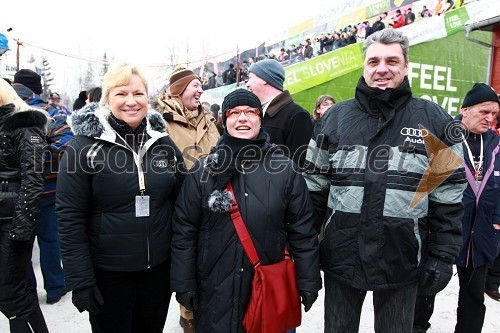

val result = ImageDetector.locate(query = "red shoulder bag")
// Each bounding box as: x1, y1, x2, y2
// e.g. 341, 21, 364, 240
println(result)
226, 182, 302, 333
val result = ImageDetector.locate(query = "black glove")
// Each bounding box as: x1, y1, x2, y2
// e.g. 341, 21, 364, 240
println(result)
10, 239, 34, 250
418, 256, 453, 296
176, 291, 198, 312
72, 285, 104, 315
9, 232, 34, 250
300, 291, 318, 312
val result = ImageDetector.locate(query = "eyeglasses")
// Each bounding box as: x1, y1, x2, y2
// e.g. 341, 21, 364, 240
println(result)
225, 108, 261, 118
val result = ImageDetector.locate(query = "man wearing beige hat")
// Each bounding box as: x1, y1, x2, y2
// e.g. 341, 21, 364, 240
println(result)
157, 67, 219, 172
156, 67, 220, 333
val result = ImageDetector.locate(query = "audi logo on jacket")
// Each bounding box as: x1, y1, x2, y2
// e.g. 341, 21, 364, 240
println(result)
55, 103, 186, 292
303, 77, 467, 291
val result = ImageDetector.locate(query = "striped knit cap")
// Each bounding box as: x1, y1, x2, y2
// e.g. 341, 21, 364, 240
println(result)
168, 68, 200, 96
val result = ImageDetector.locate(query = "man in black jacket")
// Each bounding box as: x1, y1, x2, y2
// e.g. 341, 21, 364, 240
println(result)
304, 29, 466, 333
371, 14, 386, 33
245, 59, 313, 169
222, 63, 237, 85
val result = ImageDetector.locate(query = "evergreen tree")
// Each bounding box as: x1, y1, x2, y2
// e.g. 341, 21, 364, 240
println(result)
100, 52, 109, 83
82, 61, 95, 90
41, 56, 55, 100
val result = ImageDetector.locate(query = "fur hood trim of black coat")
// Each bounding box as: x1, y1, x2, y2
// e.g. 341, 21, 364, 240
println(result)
3, 109, 48, 132
71, 102, 166, 137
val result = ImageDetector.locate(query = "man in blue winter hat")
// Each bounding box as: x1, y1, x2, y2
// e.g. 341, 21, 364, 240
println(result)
245, 59, 313, 169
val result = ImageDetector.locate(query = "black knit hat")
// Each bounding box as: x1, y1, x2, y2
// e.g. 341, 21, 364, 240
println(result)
14, 69, 43, 95
221, 89, 262, 125
462, 82, 499, 108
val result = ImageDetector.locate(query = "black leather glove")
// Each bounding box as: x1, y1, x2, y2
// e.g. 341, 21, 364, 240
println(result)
418, 256, 453, 296
10, 239, 34, 250
300, 291, 318, 312
72, 285, 104, 315
9, 232, 35, 250
176, 291, 198, 312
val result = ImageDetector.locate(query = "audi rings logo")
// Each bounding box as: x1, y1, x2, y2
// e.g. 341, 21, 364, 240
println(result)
400, 127, 429, 137
153, 160, 169, 168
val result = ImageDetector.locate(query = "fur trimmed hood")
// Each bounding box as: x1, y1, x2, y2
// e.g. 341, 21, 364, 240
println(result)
1, 104, 48, 132
71, 102, 166, 137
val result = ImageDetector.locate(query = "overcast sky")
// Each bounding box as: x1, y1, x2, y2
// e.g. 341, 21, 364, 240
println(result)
1, 0, 351, 96
2, 0, 335, 65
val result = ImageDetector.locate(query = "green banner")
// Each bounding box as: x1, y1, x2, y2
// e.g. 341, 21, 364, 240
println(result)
444, 7, 470, 35
366, 0, 391, 18
291, 31, 491, 116
284, 43, 364, 95
408, 31, 489, 115
285, 34, 304, 49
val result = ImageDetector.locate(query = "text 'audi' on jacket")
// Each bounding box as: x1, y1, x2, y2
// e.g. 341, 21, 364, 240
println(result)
55, 102, 186, 291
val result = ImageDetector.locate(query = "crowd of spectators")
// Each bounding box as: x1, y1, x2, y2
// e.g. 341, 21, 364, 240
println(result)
202, 2, 458, 90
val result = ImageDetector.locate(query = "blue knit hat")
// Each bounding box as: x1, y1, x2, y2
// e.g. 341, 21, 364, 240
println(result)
249, 59, 285, 91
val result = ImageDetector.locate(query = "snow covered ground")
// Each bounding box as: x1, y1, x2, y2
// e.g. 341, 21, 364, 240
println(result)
1, 244, 499, 332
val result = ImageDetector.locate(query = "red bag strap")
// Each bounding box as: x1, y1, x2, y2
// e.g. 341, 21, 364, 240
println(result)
226, 181, 260, 266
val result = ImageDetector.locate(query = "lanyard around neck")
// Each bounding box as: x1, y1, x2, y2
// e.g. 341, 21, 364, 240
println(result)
114, 131, 147, 195
462, 134, 483, 180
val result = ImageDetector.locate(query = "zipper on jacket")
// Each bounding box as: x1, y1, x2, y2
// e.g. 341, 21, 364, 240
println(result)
140, 158, 151, 269
377, 115, 383, 132
466, 229, 474, 269
146, 232, 151, 269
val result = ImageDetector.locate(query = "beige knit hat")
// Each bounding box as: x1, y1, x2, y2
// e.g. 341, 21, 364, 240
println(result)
168, 68, 200, 96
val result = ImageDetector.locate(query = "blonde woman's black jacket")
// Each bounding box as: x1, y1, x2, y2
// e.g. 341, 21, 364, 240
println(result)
0, 103, 46, 242
56, 103, 185, 291
304, 77, 467, 290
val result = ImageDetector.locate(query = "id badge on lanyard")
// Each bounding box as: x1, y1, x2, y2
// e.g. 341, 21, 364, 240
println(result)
133, 148, 150, 217
135, 195, 150, 217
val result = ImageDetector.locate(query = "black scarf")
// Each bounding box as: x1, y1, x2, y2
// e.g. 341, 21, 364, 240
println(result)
108, 113, 147, 151
355, 76, 413, 119
205, 129, 268, 212
210, 129, 268, 192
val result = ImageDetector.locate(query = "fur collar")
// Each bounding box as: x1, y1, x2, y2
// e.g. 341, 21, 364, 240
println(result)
2, 106, 48, 132
71, 102, 166, 137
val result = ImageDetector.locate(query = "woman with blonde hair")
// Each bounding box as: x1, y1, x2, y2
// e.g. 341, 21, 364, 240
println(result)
0, 78, 49, 332
56, 61, 186, 332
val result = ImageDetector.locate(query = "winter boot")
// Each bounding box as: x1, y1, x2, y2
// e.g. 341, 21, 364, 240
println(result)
9, 305, 48, 333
